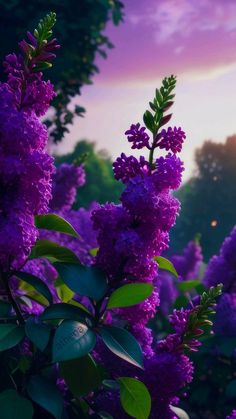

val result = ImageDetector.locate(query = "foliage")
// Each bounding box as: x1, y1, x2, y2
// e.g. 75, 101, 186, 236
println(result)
171, 136, 236, 260
55, 140, 124, 207
0, 0, 124, 142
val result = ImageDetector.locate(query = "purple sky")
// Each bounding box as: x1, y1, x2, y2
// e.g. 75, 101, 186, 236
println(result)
55, 0, 236, 180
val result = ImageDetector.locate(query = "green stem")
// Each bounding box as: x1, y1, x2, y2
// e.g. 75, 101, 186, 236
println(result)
0, 271, 25, 324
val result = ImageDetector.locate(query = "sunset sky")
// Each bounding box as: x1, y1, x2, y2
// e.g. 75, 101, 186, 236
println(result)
56, 0, 236, 180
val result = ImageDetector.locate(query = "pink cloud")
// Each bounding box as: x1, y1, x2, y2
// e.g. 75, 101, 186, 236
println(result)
95, 0, 236, 82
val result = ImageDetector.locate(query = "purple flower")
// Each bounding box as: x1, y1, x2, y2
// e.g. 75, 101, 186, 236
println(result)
171, 240, 203, 281
156, 127, 186, 153
113, 153, 150, 183
0, 30, 58, 271
125, 123, 150, 149
227, 410, 236, 419
157, 271, 178, 315
154, 153, 184, 191
213, 293, 236, 336
50, 163, 86, 211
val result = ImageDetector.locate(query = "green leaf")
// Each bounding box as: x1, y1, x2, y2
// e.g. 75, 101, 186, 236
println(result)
56, 278, 74, 302
54, 263, 107, 301
25, 316, 51, 351
0, 324, 24, 351
0, 300, 12, 318
30, 240, 80, 263
100, 326, 143, 368
143, 110, 155, 132
27, 375, 63, 419
89, 247, 99, 257
177, 280, 201, 292
154, 256, 178, 277
15, 271, 53, 304
170, 406, 190, 419
41, 303, 93, 324
35, 214, 80, 239
60, 354, 101, 396
118, 377, 151, 419
107, 283, 153, 309
0, 389, 33, 419
53, 320, 96, 362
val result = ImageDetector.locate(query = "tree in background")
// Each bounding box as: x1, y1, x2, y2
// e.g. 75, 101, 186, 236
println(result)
0, 0, 124, 142
171, 135, 236, 260
55, 140, 124, 207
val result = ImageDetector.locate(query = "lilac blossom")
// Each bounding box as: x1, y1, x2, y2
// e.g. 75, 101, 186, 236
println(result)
171, 240, 203, 281
0, 34, 58, 270
156, 127, 186, 154
125, 123, 150, 149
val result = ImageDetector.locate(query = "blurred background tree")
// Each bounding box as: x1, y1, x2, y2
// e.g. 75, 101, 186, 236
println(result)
56, 140, 123, 207
0, 0, 124, 142
171, 135, 236, 260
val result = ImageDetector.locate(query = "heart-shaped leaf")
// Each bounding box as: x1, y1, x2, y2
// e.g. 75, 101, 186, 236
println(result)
100, 326, 143, 368
53, 320, 96, 362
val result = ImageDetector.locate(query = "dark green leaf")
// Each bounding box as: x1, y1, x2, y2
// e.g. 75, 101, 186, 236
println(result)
0, 389, 33, 419
27, 375, 63, 419
0, 324, 24, 351
30, 240, 80, 263
0, 300, 12, 318
41, 303, 93, 324
154, 256, 178, 277
177, 280, 201, 292
25, 316, 51, 351
170, 406, 190, 419
159, 113, 172, 128
143, 110, 155, 132
35, 214, 80, 239
54, 263, 107, 301
118, 377, 151, 419
60, 354, 101, 396
107, 283, 153, 309
100, 326, 143, 368
15, 271, 53, 304
53, 320, 96, 362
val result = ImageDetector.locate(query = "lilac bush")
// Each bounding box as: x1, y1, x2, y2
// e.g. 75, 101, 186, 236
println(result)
0, 13, 225, 419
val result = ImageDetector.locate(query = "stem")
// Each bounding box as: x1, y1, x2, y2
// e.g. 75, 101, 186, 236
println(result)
0, 271, 25, 324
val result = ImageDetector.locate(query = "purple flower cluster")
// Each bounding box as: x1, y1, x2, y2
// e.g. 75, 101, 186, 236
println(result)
204, 226, 236, 292
125, 123, 150, 149
0, 33, 58, 271
203, 226, 236, 337
42, 163, 97, 265
227, 410, 236, 419
93, 119, 185, 355
171, 240, 203, 281
50, 163, 86, 211
156, 127, 186, 154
